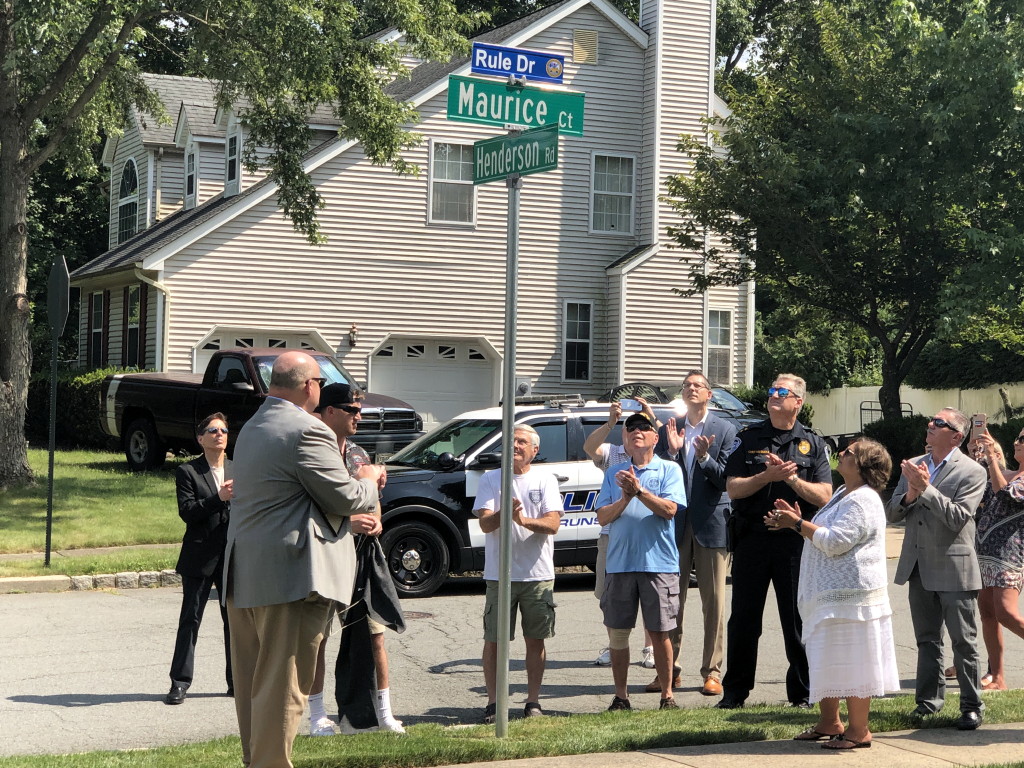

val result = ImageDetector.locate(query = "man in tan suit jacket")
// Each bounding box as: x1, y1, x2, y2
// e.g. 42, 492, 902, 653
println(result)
224, 351, 383, 768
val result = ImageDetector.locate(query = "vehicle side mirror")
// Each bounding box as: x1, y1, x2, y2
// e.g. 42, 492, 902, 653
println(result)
437, 452, 459, 471
468, 452, 501, 469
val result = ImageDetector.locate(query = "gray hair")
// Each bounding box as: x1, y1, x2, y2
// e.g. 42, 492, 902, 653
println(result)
774, 373, 807, 399
684, 369, 712, 389
514, 424, 540, 448
939, 407, 969, 435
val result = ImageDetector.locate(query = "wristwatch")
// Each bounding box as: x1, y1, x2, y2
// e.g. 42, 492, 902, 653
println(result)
794, 518, 803, 534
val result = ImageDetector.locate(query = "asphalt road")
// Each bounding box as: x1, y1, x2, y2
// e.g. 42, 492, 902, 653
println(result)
2, 565, 1022, 757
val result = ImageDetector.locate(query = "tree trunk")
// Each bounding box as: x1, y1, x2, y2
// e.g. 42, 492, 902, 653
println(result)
0, 137, 33, 489
878, 352, 904, 422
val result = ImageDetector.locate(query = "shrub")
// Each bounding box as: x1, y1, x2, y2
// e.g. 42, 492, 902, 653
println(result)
861, 415, 931, 487
25, 367, 122, 450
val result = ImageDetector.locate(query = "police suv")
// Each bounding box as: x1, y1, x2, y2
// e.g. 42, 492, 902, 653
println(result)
379, 396, 661, 598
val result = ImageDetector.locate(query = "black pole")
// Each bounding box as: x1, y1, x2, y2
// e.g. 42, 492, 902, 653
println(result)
45, 336, 57, 567
44, 254, 69, 568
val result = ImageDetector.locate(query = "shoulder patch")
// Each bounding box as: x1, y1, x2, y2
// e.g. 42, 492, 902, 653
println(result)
729, 436, 742, 453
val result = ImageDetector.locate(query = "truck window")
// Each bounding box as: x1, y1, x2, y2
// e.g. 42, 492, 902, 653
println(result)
253, 355, 356, 390
214, 357, 250, 387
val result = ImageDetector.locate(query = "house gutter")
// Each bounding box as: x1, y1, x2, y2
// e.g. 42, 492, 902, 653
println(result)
133, 268, 170, 371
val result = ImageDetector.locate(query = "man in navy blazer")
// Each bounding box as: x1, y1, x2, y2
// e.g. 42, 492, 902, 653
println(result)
650, 370, 737, 696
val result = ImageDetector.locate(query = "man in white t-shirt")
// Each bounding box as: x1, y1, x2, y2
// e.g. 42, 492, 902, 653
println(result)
473, 425, 564, 724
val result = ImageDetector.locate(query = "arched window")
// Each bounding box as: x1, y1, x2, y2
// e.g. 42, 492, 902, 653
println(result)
117, 159, 139, 244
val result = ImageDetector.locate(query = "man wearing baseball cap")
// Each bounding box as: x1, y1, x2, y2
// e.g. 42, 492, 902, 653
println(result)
595, 411, 687, 712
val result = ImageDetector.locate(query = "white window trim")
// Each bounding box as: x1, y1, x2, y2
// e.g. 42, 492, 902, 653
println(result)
126, 285, 141, 367
706, 307, 733, 384
225, 131, 241, 195
561, 299, 594, 384
117, 158, 139, 244
426, 138, 476, 227
184, 145, 198, 207
90, 291, 104, 367
589, 151, 635, 236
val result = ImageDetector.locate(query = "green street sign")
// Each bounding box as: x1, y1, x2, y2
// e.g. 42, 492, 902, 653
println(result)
447, 74, 584, 136
474, 124, 559, 185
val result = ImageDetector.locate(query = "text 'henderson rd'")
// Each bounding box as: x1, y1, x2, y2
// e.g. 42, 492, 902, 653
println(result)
474, 125, 559, 185
446, 74, 584, 136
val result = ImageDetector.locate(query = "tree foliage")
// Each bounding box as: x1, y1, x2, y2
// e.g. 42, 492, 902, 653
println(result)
666, 0, 1024, 421
0, 0, 482, 488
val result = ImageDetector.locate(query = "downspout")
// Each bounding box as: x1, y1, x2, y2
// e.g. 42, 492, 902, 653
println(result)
133, 268, 170, 371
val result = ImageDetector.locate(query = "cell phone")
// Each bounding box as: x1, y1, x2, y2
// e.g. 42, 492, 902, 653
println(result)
619, 398, 642, 412
972, 413, 987, 441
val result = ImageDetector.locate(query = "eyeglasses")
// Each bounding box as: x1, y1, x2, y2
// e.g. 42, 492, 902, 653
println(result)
768, 386, 798, 399
203, 427, 229, 435
337, 405, 361, 415
929, 417, 955, 430
682, 381, 709, 391
307, 377, 328, 388
625, 423, 655, 433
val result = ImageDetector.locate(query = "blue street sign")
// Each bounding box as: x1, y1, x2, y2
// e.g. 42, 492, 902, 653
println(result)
470, 42, 564, 85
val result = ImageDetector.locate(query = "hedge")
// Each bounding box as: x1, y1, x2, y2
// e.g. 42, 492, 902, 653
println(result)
25, 367, 123, 449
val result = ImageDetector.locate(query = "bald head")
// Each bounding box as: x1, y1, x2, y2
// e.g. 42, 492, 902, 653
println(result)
268, 351, 321, 411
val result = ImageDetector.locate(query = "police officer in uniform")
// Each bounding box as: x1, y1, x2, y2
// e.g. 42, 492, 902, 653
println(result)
716, 373, 832, 709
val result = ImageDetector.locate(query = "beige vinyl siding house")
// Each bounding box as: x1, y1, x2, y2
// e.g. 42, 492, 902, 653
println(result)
72, 0, 751, 427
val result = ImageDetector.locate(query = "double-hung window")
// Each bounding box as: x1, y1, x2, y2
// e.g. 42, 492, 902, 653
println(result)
707, 309, 733, 384
563, 300, 593, 382
591, 154, 634, 234
429, 141, 474, 224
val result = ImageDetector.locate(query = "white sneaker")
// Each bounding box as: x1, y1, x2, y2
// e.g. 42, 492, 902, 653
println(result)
641, 646, 655, 669
310, 716, 337, 736
339, 715, 378, 735
594, 647, 612, 666
378, 716, 406, 734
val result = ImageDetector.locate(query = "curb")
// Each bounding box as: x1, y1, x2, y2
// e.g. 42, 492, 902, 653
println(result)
0, 569, 181, 595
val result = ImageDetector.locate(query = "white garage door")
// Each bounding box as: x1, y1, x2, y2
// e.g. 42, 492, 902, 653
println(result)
370, 338, 498, 427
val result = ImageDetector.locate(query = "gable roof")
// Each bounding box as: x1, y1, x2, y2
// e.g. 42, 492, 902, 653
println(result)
175, 102, 225, 145
135, 74, 220, 146
75, 0, 645, 282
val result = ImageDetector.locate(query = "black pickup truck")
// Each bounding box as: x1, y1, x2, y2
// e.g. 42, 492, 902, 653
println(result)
101, 348, 424, 471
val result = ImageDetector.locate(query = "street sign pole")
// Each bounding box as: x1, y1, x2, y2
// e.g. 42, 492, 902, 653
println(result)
45, 255, 70, 568
495, 163, 523, 738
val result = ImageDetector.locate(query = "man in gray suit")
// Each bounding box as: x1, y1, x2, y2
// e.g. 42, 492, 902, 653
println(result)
885, 407, 987, 730
224, 351, 384, 768
649, 370, 737, 696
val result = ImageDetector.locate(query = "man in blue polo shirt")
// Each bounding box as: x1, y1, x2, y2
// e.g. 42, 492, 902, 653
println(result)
595, 411, 687, 711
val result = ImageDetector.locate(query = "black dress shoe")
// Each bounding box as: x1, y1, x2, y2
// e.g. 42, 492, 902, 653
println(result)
164, 685, 187, 705
716, 697, 744, 709
956, 710, 982, 730
911, 704, 937, 717
790, 700, 813, 709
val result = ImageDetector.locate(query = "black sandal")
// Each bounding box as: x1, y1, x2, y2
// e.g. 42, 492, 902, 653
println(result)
793, 728, 842, 741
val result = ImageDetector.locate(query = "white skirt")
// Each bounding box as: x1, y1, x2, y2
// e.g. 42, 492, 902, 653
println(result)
805, 615, 901, 702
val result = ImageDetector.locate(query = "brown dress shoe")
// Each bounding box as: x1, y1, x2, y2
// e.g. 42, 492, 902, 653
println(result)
645, 673, 681, 693
700, 676, 723, 696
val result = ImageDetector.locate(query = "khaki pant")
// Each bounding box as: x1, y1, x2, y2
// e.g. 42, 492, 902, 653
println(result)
669, 521, 730, 680
227, 595, 333, 768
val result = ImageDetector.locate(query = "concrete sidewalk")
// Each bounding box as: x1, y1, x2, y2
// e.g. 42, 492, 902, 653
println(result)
437, 722, 1024, 768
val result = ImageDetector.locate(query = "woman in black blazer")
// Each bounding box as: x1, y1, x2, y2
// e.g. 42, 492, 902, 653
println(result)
164, 413, 234, 705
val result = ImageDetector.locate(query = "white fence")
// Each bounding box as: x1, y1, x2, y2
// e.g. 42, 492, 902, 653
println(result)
804, 384, 1024, 437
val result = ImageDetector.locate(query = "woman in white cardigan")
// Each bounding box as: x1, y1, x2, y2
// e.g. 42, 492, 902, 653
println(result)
767, 438, 899, 751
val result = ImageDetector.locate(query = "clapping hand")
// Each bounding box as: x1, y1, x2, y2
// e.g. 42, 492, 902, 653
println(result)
616, 465, 642, 497
218, 478, 235, 502
693, 433, 715, 460
765, 499, 801, 531
762, 453, 798, 483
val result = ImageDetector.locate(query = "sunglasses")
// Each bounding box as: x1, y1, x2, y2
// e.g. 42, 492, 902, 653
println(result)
767, 386, 798, 399
336, 405, 361, 415
1015, 435, 1024, 445
308, 377, 328, 388
625, 423, 655, 433
203, 427, 229, 435
929, 417, 956, 431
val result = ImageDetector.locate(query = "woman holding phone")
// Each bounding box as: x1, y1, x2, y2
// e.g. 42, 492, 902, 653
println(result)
972, 429, 1024, 690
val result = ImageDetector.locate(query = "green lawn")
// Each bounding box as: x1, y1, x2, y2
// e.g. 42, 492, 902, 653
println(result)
0, 449, 184, 555
0, 692, 1022, 768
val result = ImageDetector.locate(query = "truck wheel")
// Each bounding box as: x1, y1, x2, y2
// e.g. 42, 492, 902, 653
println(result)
124, 418, 166, 472
381, 521, 450, 598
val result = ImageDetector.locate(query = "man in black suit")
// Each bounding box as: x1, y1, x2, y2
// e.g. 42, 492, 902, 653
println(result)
165, 413, 233, 705
649, 370, 737, 696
